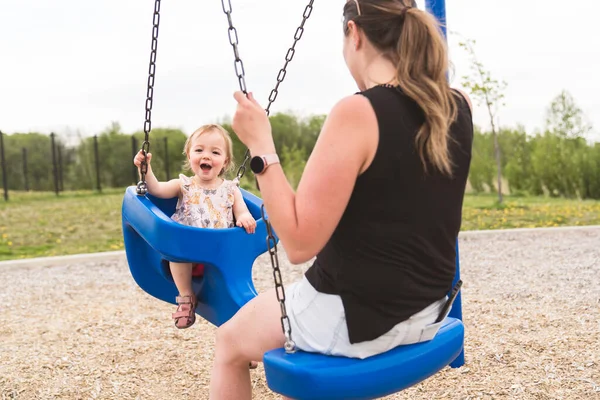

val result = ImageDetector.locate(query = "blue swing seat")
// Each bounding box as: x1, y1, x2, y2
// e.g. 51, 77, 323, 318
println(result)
263, 317, 464, 400
121, 185, 268, 326
122, 185, 465, 399
261, 244, 466, 400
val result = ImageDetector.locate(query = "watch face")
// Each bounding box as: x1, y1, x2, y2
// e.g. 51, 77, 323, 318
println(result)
250, 156, 265, 173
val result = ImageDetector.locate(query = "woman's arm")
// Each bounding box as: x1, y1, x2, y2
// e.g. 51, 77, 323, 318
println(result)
240, 95, 378, 264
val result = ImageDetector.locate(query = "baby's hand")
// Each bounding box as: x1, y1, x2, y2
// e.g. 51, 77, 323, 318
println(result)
133, 150, 152, 169
236, 212, 256, 234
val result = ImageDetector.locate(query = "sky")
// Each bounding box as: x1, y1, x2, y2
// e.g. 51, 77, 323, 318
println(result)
1, 0, 599, 143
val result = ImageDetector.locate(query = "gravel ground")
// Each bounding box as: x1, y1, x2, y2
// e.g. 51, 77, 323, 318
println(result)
1, 226, 599, 400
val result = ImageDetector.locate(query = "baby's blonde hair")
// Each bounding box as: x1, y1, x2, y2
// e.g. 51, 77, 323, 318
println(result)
183, 124, 235, 177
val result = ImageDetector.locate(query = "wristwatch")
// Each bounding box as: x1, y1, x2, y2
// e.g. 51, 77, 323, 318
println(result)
250, 154, 280, 175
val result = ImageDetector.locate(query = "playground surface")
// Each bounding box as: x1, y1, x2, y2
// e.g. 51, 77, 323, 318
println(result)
1, 226, 599, 399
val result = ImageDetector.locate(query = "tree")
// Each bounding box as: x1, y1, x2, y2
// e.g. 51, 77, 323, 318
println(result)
0, 112, 328, 194
499, 125, 538, 195
534, 91, 595, 199
545, 90, 591, 139
2, 132, 56, 191
467, 127, 496, 193
459, 38, 507, 203
280, 144, 308, 189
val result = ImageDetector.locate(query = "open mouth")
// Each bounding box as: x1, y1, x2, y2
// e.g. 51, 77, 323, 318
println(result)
200, 163, 212, 171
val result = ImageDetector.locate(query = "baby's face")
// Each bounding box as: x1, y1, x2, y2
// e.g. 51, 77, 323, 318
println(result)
188, 130, 229, 183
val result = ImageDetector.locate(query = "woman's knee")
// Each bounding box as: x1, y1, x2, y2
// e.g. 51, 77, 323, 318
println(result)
214, 290, 286, 363
214, 319, 246, 361
215, 320, 238, 348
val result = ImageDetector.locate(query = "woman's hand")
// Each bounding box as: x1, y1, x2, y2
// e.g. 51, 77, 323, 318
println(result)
232, 91, 276, 154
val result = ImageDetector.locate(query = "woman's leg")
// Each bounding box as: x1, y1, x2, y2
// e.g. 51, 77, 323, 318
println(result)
209, 288, 287, 400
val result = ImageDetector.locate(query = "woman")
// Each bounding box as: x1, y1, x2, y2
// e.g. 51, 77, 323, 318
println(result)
210, 0, 473, 398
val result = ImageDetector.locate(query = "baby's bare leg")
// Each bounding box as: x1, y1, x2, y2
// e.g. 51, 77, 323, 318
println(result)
170, 261, 196, 329
170, 262, 194, 296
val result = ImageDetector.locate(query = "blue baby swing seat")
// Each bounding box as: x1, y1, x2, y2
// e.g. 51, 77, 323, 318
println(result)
122, 185, 268, 327
123, 0, 465, 398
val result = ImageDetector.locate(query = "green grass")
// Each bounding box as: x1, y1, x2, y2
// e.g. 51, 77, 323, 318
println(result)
462, 193, 600, 231
1, 189, 599, 261
0, 189, 125, 261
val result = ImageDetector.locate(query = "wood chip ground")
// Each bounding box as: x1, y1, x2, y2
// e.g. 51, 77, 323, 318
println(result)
1, 227, 599, 399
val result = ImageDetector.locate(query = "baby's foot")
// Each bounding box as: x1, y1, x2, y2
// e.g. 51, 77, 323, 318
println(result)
172, 295, 197, 329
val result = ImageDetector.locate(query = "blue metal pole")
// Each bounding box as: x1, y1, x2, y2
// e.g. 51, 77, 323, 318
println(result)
449, 241, 465, 368
425, 0, 447, 38
425, 0, 465, 369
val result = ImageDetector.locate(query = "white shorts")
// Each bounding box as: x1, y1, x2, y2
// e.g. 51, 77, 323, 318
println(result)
284, 277, 448, 359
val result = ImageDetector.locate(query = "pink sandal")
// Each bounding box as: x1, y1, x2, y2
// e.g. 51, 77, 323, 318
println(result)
172, 295, 197, 329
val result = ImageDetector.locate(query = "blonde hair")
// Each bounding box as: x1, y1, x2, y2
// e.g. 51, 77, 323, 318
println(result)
343, 0, 458, 176
183, 124, 235, 177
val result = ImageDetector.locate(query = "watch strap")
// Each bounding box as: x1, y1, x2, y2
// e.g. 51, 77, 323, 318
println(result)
262, 153, 280, 167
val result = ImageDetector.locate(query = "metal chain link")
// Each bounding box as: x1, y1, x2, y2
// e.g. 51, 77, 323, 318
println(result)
221, 0, 314, 353
262, 204, 296, 352
220, 0, 251, 182
221, 0, 314, 183
136, 0, 161, 196
264, 1, 313, 116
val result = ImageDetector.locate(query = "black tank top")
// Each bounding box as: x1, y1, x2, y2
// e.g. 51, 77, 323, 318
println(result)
304, 85, 473, 344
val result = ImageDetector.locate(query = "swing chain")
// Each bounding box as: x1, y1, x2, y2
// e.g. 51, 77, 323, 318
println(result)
221, 0, 314, 182
261, 0, 314, 354
262, 205, 296, 353
220, 0, 251, 182
265, 0, 314, 117
221, 0, 315, 352
221, 0, 248, 95
259, 1, 315, 354
137, 0, 162, 196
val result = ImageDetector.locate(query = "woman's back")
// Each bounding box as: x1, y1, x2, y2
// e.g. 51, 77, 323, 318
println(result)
305, 85, 473, 344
